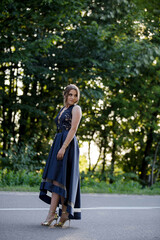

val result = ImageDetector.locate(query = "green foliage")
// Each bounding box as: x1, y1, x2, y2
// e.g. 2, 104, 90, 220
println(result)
81, 172, 160, 194
0, 169, 42, 187
81, 180, 160, 195
1, 139, 41, 171
80, 171, 140, 186
0, 169, 159, 195
79, 154, 88, 173
0, 0, 160, 187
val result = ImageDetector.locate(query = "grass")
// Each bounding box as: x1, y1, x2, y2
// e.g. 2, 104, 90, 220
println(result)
0, 184, 160, 195
0, 185, 40, 192
81, 186, 160, 195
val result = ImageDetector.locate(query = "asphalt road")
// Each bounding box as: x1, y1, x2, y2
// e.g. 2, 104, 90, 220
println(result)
0, 192, 160, 240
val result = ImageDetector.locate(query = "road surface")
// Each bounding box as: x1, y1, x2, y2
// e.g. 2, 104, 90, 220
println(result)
0, 192, 160, 240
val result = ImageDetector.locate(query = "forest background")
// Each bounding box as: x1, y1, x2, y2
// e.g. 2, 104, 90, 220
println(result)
0, 0, 160, 193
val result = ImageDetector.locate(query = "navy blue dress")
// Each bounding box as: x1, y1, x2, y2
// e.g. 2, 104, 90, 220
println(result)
39, 104, 81, 220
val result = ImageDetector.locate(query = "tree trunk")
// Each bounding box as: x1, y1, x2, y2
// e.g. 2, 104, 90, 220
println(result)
8, 67, 14, 149
88, 141, 91, 171
150, 142, 160, 186
110, 139, 116, 184
18, 83, 29, 144
101, 144, 106, 181
1, 75, 7, 161
2, 99, 7, 158
109, 113, 116, 184
140, 128, 153, 184
30, 79, 37, 137
92, 145, 102, 173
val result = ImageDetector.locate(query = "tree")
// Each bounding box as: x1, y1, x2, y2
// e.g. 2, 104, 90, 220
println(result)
0, 0, 160, 186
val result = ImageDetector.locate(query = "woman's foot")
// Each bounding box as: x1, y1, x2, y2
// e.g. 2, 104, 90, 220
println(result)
53, 211, 70, 228
41, 211, 58, 226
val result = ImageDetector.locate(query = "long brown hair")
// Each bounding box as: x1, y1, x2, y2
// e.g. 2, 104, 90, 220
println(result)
63, 84, 80, 106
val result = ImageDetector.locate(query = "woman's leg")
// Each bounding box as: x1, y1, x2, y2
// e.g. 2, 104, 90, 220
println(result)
51, 181, 69, 222
60, 196, 69, 220
52, 196, 70, 227
42, 192, 59, 225
48, 192, 60, 215
52, 180, 68, 214
61, 196, 67, 212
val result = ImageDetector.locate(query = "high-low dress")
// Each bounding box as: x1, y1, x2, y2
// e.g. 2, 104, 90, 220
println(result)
39, 104, 81, 220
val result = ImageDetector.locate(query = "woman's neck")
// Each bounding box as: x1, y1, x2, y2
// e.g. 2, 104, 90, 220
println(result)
65, 103, 74, 108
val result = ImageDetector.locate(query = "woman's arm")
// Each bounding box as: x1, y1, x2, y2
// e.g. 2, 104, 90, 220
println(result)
57, 105, 82, 160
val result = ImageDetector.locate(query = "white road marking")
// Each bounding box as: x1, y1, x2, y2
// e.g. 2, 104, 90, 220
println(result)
0, 207, 160, 211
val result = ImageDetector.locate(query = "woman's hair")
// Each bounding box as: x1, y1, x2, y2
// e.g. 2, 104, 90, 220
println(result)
63, 84, 80, 106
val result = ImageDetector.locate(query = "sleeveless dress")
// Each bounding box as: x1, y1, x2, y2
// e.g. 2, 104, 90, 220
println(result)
39, 104, 81, 220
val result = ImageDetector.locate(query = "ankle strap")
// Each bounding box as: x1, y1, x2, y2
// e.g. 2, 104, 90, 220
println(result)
49, 210, 56, 213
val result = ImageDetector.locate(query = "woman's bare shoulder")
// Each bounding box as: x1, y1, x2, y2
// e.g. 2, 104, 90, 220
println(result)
72, 105, 82, 115
73, 104, 81, 110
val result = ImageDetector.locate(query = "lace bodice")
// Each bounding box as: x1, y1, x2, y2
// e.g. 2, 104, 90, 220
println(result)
55, 105, 75, 132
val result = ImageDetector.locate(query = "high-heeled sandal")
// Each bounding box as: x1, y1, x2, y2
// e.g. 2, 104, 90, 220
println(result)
53, 211, 70, 228
41, 210, 58, 226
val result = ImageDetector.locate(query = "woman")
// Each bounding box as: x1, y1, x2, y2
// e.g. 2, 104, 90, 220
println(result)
39, 84, 82, 228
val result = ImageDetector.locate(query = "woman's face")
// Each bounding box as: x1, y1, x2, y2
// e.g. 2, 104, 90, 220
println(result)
66, 89, 78, 106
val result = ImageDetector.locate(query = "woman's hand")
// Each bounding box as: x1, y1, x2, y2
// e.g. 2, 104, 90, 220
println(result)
57, 146, 66, 160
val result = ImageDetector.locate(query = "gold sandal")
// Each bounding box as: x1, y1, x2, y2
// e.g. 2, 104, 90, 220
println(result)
41, 210, 58, 226
53, 211, 70, 228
